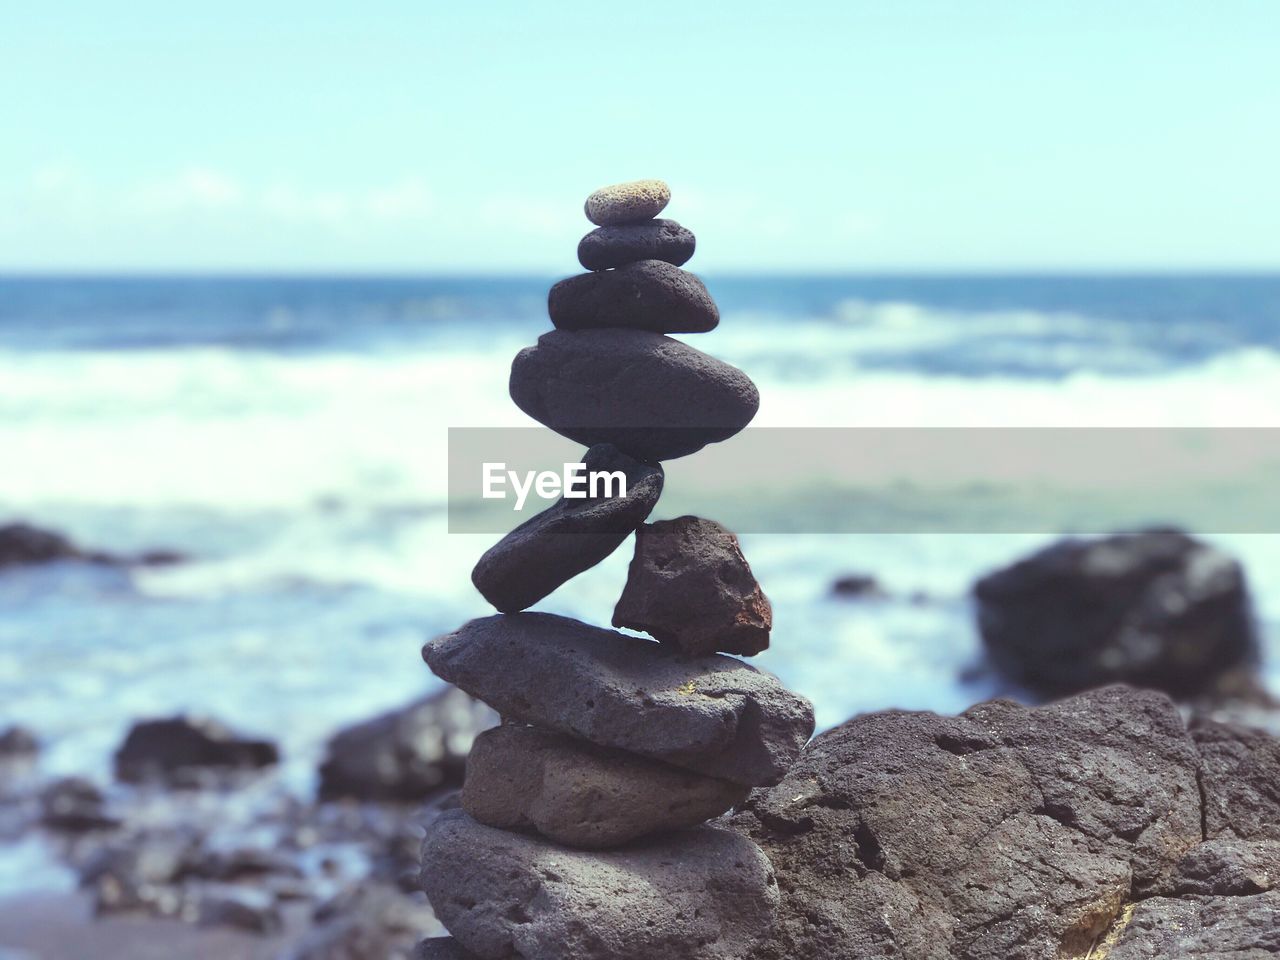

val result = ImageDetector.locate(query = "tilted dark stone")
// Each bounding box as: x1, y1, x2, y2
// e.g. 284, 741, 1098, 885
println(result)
549, 260, 717, 334
471, 444, 662, 613
420, 810, 778, 960
509, 329, 758, 462
423, 613, 814, 786
577, 219, 695, 271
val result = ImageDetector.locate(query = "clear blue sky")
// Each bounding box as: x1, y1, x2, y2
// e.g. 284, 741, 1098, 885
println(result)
3, 1, 1277, 272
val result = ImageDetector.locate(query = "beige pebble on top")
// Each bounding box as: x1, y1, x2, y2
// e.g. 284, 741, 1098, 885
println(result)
584, 179, 671, 226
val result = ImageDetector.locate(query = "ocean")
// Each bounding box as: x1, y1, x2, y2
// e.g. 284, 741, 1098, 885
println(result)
2, 273, 1279, 801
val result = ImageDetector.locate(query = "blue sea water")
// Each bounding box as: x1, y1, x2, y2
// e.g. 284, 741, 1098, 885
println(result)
1, 273, 1279, 796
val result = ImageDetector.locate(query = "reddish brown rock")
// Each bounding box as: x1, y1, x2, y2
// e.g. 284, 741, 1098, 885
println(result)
613, 516, 771, 657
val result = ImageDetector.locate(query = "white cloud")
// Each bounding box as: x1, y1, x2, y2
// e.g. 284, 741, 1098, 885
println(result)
135, 168, 244, 213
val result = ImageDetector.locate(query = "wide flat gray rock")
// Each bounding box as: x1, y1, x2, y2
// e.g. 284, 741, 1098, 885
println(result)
423, 613, 813, 786
420, 810, 778, 960
471, 444, 662, 613
463, 724, 748, 848
508, 329, 759, 462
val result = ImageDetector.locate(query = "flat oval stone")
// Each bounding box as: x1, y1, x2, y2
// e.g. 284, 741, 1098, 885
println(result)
463, 725, 748, 849
420, 811, 779, 960
584, 179, 671, 226
577, 219, 696, 271
423, 613, 814, 786
508, 329, 759, 462
471, 444, 662, 613
549, 260, 718, 334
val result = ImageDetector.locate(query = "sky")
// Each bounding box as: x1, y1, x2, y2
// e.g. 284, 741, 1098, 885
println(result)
3, 1, 1278, 273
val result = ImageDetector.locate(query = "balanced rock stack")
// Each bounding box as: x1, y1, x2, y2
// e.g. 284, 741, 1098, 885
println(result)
416, 180, 816, 960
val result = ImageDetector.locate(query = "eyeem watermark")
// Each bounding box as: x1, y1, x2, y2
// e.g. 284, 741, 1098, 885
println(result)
482, 462, 627, 510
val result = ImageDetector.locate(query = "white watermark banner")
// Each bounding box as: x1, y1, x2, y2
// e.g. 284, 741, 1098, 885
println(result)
448, 427, 1280, 534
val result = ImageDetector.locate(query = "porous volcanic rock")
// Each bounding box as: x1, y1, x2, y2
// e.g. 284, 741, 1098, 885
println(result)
423, 613, 813, 786
1192, 717, 1280, 841
318, 686, 498, 802
974, 529, 1257, 699
577, 219, 695, 271
1160, 837, 1280, 896
549, 260, 718, 334
114, 716, 279, 785
613, 516, 771, 656
1106, 891, 1280, 958
413, 940, 478, 960
420, 810, 778, 960
509, 329, 759, 462
470, 444, 662, 613
462, 724, 748, 848
583, 179, 670, 226
730, 686, 1208, 960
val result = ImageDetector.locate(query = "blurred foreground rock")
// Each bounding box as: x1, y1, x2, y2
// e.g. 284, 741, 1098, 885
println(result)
974, 529, 1260, 700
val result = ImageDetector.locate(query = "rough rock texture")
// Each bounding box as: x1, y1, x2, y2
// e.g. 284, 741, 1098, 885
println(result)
730, 686, 1209, 960
974, 529, 1257, 699
577, 218, 695, 271
1107, 892, 1280, 958
420, 811, 778, 960
285, 884, 439, 960
423, 613, 813, 786
613, 516, 771, 656
470, 444, 662, 613
114, 716, 279, 785
318, 686, 498, 802
509, 329, 759, 462
462, 724, 748, 848
413, 940, 478, 960
548, 260, 718, 334
1160, 837, 1280, 896
1193, 717, 1280, 841
583, 179, 670, 226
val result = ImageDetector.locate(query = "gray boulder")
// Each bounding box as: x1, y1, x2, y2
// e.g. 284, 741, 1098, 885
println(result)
319, 686, 497, 803
731, 686, 1207, 959
114, 715, 278, 785
462, 724, 748, 848
423, 613, 813, 786
420, 810, 778, 960
974, 530, 1258, 699
471, 444, 662, 613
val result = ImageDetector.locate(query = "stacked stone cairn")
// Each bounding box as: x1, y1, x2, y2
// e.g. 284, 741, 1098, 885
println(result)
415, 180, 816, 960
